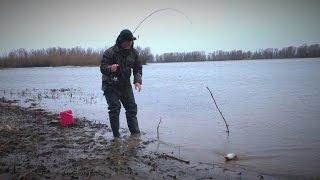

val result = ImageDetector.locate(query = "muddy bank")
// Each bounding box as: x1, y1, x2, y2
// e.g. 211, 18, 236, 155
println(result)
0, 98, 273, 179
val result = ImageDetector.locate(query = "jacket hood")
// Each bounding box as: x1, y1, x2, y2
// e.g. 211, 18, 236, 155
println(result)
115, 29, 136, 48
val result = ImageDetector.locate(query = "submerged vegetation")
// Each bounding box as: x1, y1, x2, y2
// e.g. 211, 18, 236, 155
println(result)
0, 44, 319, 68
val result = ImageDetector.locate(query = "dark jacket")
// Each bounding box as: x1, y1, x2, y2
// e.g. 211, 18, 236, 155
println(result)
100, 45, 142, 91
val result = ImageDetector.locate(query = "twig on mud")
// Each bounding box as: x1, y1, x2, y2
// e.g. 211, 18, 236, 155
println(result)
0, 142, 10, 155
11, 161, 16, 175
18, 168, 36, 180
157, 117, 162, 140
162, 153, 190, 164
0, 141, 9, 149
206, 86, 230, 134
86, 169, 93, 180
196, 177, 214, 180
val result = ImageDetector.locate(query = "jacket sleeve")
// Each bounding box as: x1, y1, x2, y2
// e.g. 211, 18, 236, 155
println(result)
100, 50, 112, 76
133, 51, 142, 84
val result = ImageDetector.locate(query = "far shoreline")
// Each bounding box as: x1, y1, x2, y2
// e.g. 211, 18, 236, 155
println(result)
1, 57, 319, 70
1, 44, 319, 68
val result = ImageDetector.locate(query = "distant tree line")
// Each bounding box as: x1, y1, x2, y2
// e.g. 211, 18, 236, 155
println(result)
156, 51, 206, 63
136, 46, 154, 64
0, 47, 103, 68
207, 44, 320, 61
1, 44, 319, 68
154, 44, 320, 62
0, 46, 153, 68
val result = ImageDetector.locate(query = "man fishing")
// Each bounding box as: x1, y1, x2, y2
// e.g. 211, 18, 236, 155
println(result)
100, 29, 142, 138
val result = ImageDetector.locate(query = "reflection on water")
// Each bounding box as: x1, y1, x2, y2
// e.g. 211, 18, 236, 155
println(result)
1, 58, 320, 178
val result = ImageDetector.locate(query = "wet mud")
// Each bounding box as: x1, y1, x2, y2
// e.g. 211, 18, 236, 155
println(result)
0, 97, 272, 179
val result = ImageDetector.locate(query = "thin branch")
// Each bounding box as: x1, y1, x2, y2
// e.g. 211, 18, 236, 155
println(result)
86, 169, 93, 180
17, 168, 36, 180
206, 86, 230, 134
162, 153, 190, 164
157, 117, 162, 140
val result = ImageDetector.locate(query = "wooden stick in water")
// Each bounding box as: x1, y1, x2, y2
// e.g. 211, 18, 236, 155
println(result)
206, 86, 230, 134
162, 153, 190, 164
157, 117, 162, 140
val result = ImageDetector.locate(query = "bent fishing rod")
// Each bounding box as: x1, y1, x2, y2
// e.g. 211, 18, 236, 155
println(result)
132, 8, 192, 34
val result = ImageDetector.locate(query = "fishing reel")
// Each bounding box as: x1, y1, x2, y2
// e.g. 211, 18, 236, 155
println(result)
111, 76, 119, 82
110, 75, 119, 84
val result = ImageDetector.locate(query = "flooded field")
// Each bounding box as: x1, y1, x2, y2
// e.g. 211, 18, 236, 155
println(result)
1, 58, 320, 178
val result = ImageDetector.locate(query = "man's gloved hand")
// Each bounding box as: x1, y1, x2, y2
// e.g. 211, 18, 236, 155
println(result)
110, 64, 119, 73
135, 83, 142, 92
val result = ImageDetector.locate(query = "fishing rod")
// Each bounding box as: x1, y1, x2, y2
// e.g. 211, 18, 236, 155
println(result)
132, 8, 192, 34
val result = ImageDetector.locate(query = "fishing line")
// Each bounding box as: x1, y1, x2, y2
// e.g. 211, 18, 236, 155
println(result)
132, 8, 192, 34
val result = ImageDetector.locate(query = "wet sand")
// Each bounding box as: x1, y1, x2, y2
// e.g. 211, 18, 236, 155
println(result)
0, 98, 272, 179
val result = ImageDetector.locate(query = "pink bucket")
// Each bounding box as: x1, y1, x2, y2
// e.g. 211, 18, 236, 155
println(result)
59, 109, 74, 127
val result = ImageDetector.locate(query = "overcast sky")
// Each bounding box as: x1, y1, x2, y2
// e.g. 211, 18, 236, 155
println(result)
1, 0, 320, 55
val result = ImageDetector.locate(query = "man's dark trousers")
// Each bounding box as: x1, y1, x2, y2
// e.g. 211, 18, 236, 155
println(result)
104, 85, 140, 137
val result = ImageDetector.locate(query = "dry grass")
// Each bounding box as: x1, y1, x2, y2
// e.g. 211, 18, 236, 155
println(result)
0, 47, 103, 68
0, 46, 153, 68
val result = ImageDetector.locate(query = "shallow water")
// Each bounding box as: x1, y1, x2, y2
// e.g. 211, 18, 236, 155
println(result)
1, 58, 320, 178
